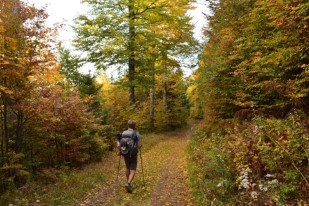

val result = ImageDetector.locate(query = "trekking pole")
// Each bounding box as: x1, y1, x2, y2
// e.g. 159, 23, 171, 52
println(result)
116, 154, 121, 184
115, 154, 121, 204
139, 147, 145, 186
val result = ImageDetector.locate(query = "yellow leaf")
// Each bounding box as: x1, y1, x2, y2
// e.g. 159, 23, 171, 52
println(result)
0, 85, 13, 95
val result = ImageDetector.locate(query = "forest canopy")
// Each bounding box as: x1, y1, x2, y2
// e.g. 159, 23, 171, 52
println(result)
0, 0, 308, 205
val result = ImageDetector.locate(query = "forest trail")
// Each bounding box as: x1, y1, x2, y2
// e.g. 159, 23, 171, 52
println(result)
77, 129, 193, 206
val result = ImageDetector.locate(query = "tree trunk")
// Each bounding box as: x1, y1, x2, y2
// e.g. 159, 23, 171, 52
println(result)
128, 0, 136, 105
0, 97, 3, 158
150, 87, 155, 131
162, 52, 168, 110
15, 112, 23, 153
2, 95, 8, 155
149, 61, 155, 131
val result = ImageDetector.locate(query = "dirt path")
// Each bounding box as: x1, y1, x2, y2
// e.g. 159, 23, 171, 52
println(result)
147, 131, 193, 206
77, 129, 193, 206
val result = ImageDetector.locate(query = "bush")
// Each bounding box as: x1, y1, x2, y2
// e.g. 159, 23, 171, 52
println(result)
188, 113, 308, 205
188, 119, 238, 205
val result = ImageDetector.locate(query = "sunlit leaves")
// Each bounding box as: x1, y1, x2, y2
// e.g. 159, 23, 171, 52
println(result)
74, 0, 197, 104
0, 0, 111, 193
231, 1, 309, 116
189, 0, 309, 205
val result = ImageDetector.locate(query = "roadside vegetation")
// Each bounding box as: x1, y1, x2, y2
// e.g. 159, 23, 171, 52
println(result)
0, 132, 191, 206
187, 1, 308, 205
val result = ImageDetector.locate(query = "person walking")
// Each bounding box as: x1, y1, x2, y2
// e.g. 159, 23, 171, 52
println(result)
117, 120, 142, 193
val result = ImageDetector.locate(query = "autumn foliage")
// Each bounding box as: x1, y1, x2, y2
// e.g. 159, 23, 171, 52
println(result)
0, 0, 109, 192
188, 0, 308, 205
0, 0, 195, 195
1, 0, 308, 204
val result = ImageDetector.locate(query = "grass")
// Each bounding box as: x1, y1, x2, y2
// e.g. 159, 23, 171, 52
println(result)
0, 132, 166, 206
0, 156, 115, 206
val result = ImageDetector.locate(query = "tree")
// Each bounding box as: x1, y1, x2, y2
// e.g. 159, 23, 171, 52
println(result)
189, 1, 309, 204
231, 0, 309, 117
0, 1, 111, 192
59, 48, 107, 124
194, 0, 309, 118
0, 0, 55, 157
74, 0, 197, 106
58, 47, 84, 87
155, 67, 190, 130
0, 0, 59, 190
192, 0, 255, 118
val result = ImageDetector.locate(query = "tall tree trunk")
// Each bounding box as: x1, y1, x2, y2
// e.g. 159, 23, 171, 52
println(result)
128, 0, 136, 105
149, 61, 155, 131
162, 51, 168, 110
15, 112, 23, 153
2, 95, 8, 155
150, 87, 155, 131
0, 98, 3, 158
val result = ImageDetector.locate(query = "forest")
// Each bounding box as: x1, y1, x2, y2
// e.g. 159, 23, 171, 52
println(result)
0, 0, 308, 205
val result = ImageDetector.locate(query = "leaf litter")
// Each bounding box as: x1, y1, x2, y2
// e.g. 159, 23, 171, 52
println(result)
77, 130, 194, 206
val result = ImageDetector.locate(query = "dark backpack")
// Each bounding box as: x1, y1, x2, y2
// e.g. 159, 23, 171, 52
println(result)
119, 130, 138, 156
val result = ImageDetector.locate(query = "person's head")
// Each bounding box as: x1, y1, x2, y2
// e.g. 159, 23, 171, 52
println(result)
128, 119, 136, 129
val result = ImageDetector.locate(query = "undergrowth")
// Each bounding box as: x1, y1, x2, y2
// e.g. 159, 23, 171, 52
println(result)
0, 156, 114, 205
0, 132, 161, 205
188, 113, 308, 205
0, 132, 176, 205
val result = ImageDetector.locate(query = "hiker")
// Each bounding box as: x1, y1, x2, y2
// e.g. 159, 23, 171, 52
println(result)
117, 120, 142, 193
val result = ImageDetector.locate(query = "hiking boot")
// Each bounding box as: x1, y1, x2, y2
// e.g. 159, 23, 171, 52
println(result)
125, 183, 133, 193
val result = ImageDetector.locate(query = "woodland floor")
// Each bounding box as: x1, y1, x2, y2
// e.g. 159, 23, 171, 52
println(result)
75, 129, 194, 206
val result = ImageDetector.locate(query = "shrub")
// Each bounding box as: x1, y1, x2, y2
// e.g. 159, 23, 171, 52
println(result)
188, 113, 308, 205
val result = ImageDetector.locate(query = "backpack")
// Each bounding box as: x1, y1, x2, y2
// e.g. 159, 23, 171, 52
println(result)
119, 130, 138, 156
